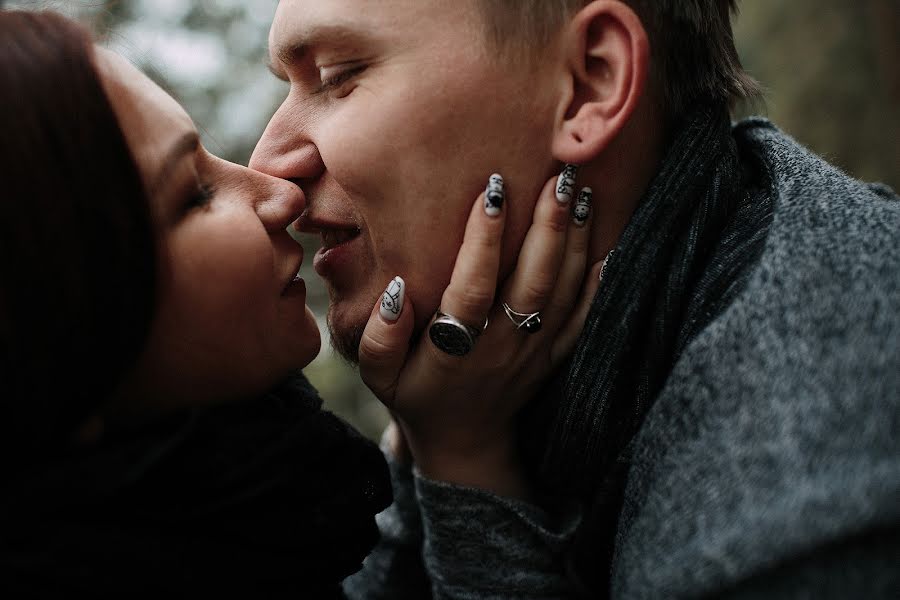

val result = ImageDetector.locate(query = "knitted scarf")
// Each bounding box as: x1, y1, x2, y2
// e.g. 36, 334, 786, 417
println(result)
0, 374, 392, 598
521, 103, 775, 593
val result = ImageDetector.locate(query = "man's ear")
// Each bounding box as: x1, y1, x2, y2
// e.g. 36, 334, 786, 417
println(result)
552, 1, 650, 164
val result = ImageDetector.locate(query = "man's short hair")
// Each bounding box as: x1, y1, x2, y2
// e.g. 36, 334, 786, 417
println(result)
479, 0, 759, 122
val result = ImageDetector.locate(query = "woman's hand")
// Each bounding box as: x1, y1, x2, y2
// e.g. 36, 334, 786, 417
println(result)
359, 171, 603, 498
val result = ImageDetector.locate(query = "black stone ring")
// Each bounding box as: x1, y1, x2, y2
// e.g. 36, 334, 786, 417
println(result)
502, 303, 543, 334
429, 311, 488, 357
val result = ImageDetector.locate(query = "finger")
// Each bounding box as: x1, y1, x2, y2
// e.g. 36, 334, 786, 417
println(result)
555, 163, 580, 204
438, 173, 507, 329
359, 276, 416, 404
541, 187, 593, 331
502, 172, 573, 314
550, 259, 606, 367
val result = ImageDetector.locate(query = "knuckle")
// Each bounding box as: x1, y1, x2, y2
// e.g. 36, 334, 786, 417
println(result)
358, 332, 397, 367
521, 274, 556, 304
447, 287, 493, 319
536, 201, 570, 233
426, 342, 464, 372
567, 229, 591, 255
540, 215, 569, 236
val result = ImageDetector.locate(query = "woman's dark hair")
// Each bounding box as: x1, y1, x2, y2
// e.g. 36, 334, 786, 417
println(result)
0, 10, 156, 465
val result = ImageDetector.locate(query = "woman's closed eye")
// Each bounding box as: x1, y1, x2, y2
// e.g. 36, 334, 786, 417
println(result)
186, 183, 216, 211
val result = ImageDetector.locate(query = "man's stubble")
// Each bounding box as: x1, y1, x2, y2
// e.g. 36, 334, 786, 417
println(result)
327, 307, 365, 364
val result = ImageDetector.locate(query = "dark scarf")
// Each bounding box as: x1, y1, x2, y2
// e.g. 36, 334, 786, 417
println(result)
0, 373, 392, 598
521, 104, 775, 594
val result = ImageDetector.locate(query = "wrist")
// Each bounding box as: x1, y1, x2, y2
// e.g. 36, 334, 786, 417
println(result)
402, 425, 533, 501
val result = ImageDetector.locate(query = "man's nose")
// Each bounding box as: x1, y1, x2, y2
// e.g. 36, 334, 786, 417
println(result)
249, 105, 325, 182
255, 178, 307, 233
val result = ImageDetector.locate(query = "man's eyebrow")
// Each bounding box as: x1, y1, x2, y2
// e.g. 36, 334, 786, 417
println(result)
151, 131, 200, 196
267, 24, 370, 79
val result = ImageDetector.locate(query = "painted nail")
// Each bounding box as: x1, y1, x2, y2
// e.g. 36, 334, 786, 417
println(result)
556, 164, 579, 204
573, 187, 592, 227
599, 250, 614, 281
380, 276, 405, 322
485, 173, 504, 216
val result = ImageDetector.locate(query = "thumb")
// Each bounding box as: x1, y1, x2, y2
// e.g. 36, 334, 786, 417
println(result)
358, 276, 416, 404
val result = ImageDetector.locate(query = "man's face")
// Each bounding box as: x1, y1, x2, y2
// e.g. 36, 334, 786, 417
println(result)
251, 0, 559, 360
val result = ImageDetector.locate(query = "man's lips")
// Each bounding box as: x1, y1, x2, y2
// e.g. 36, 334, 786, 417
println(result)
312, 228, 363, 278
295, 213, 363, 277
296, 214, 362, 250
321, 228, 360, 250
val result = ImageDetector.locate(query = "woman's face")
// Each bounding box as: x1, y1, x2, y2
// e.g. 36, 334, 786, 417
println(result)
96, 49, 320, 413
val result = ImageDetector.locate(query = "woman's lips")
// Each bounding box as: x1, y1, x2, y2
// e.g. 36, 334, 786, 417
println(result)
280, 242, 305, 296
282, 272, 307, 299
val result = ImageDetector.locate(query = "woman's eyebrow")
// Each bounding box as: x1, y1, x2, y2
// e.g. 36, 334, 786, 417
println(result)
151, 131, 199, 196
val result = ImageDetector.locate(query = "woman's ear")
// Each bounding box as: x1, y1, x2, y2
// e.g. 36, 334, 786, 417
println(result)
552, 0, 650, 164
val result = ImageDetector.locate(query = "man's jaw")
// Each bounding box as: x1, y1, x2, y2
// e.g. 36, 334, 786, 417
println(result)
327, 301, 430, 365
326, 305, 366, 364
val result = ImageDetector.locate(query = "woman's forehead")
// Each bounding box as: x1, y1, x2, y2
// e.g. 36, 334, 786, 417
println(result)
94, 47, 195, 188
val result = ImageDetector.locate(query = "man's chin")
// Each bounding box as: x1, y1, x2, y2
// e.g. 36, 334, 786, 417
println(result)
326, 306, 367, 365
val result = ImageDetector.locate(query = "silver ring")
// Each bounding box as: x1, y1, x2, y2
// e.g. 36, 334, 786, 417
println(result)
429, 311, 488, 356
502, 303, 542, 334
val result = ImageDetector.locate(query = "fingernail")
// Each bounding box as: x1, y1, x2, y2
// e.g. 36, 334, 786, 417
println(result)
380, 276, 405, 322
599, 250, 614, 281
573, 187, 592, 227
556, 164, 579, 204
485, 173, 504, 216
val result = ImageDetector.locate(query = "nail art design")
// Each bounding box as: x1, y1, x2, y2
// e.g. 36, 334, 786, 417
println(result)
574, 187, 592, 226
380, 276, 405, 322
599, 249, 614, 281
485, 173, 504, 216
556, 164, 579, 204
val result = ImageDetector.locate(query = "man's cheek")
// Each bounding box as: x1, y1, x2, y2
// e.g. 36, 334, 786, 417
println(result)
319, 133, 403, 213
341, 92, 445, 155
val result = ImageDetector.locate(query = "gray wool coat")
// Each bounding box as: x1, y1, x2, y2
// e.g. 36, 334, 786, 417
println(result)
344, 119, 900, 599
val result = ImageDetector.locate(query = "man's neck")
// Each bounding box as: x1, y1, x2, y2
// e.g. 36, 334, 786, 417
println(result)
584, 98, 666, 264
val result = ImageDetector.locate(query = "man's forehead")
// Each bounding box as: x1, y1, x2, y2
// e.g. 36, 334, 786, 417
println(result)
273, 0, 403, 39
269, 0, 476, 53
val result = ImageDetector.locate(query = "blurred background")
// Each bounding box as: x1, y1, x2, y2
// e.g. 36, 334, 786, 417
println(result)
4, 0, 897, 440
